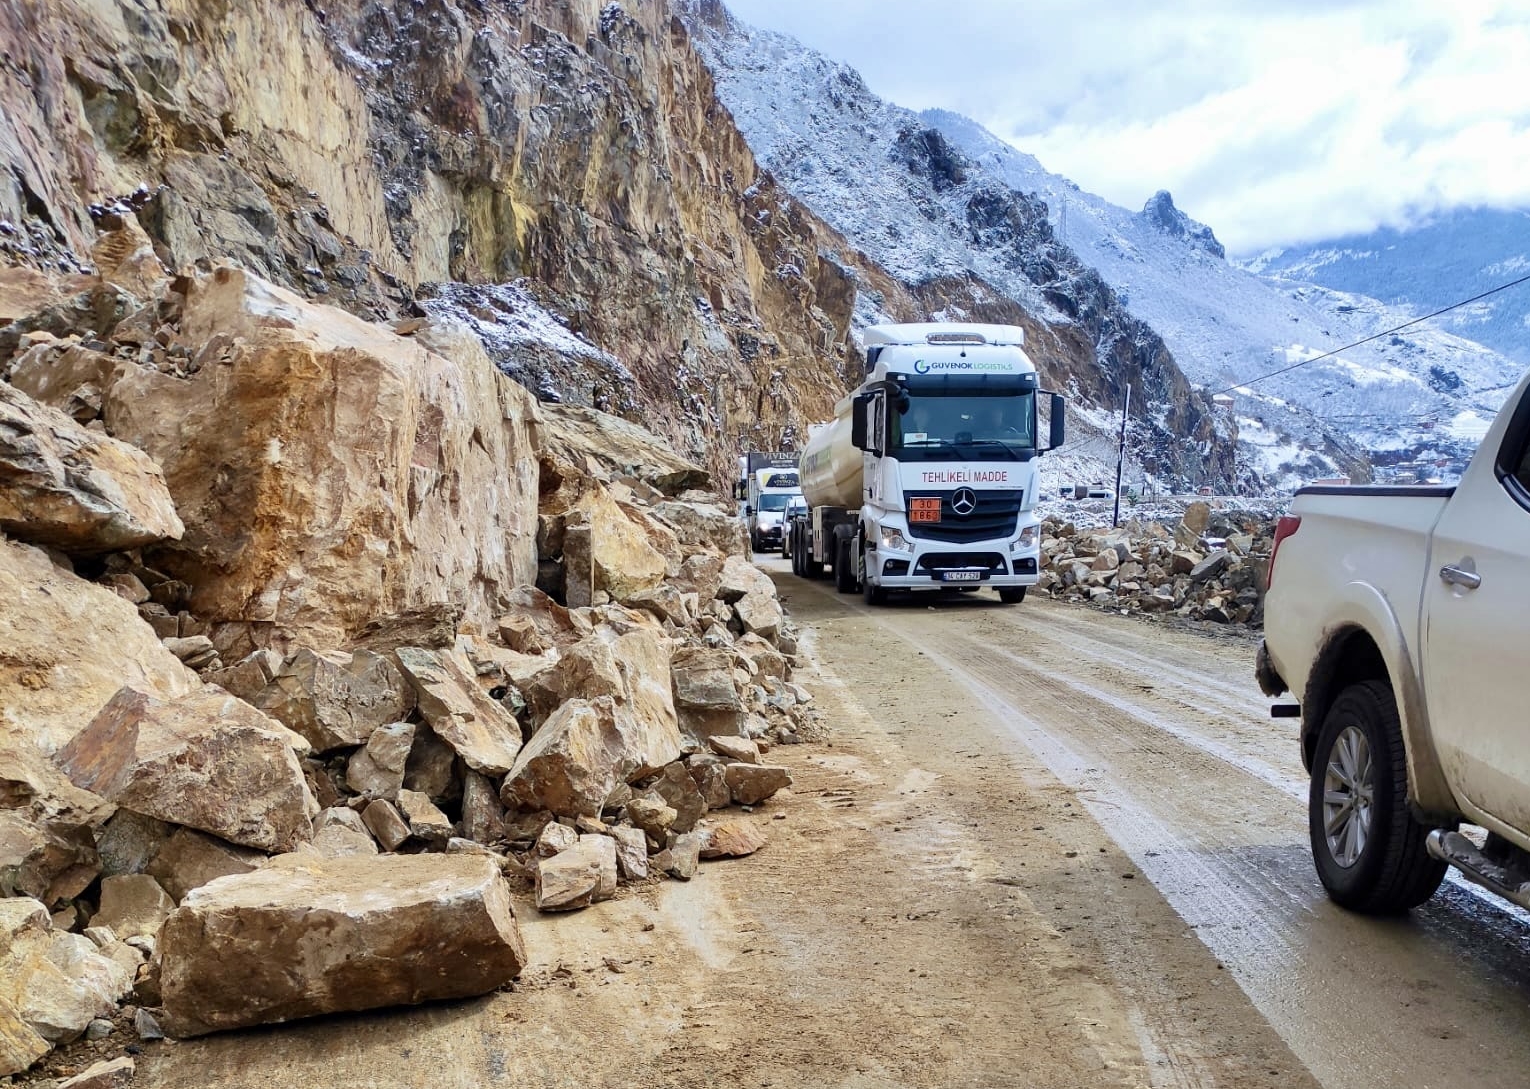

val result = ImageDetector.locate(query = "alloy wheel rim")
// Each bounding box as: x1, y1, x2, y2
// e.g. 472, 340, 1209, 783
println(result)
1323, 724, 1375, 868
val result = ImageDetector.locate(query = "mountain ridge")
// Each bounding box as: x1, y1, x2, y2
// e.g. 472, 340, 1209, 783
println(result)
676, 4, 1525, 489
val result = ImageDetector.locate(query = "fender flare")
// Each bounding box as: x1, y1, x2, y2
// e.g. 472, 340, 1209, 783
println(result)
1303, 582, 1455, 818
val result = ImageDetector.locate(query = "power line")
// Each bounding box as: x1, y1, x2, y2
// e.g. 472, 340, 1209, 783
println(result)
1213, 272, 1530, 398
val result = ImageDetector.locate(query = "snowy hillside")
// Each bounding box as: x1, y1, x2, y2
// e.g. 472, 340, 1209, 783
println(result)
681, 4, 1525, 488
1242, 207, 1530, 367
928, 109, 1524, 481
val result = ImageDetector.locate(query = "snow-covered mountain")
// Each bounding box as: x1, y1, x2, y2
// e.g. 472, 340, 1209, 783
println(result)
682, 4, 1525, 489
1242, 208, 1530, 367
924, 110, 1523, 481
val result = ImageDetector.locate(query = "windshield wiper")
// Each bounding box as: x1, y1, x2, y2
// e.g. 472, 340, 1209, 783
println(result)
953, 438, 1033, 459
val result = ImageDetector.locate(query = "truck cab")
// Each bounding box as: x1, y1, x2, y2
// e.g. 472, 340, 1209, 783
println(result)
794, 323, 1066, 604
737, 455, 801, 553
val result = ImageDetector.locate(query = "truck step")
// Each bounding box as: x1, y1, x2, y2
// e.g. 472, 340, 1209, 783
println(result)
1426, 830, 1530, 911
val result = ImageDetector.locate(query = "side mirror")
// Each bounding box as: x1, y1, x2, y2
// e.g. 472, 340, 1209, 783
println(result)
745, 506, 755, 516
1048, 393, 1066, 451
851, 393, 872, 451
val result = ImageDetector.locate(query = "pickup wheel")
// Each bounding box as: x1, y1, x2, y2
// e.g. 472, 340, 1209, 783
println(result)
999, 587, 1027, 604
1308, 680, 1447, 914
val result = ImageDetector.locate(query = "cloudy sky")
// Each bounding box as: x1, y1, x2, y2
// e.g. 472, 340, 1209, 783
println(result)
723, 0, 1530, 255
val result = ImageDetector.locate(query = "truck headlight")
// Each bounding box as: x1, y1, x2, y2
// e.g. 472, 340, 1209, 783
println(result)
1010, 525, 1038, 551
879, 525, 912, 553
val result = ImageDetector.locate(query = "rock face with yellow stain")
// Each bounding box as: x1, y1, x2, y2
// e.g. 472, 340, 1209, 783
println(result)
0, 0, 861, 484
99, 268, 541, 653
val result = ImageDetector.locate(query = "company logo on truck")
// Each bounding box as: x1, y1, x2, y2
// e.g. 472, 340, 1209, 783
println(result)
912, 358, 1014, 375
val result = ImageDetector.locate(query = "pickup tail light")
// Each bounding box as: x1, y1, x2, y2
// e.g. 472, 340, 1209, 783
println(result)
1267, 515, 1301, 590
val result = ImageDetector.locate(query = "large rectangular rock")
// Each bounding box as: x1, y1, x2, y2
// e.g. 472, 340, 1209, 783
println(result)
157, 854, 526, 1038
55, 686, 318, 852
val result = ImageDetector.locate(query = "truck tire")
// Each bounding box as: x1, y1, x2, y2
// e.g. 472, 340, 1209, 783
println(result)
862, 545, 887, 605
834, 535, 857, 594
805, 550, 823, 580
1308, 680, 1447, 914
790, 532, 803, 577
999, 587, 1027, 604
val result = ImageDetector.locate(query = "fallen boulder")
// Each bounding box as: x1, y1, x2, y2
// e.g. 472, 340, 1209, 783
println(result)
535, 834, 618, 912
253, 647, 413, 753
93, 874, 175, 939
393, 647, 522, 776
55, 686, 318, 852
0, 381, 184, 554
700, 820, 767, 859
0, 535, 196, 757
724, 764, 792, 806
346, 720, 416, 799
717, 555, 773, 603
157, 854, 526, 1038
501, 698, 625, 818
58, 1057, 136, 1089
95, 272, 542, 651
0, 898, 134, 1073
145, 828, 264, 902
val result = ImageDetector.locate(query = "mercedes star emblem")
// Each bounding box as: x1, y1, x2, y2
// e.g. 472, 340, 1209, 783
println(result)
951, 488, 978, 517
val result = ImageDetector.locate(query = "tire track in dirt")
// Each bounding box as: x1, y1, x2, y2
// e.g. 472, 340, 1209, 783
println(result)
792, 577, 1530, 1089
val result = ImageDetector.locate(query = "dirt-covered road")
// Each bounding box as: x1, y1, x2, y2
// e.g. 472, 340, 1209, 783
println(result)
137, 560, 1530, 1088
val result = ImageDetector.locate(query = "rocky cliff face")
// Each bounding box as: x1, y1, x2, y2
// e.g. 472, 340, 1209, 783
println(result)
0, 0, 862, 481
4, 0, 1240, 488
1139, 192, 1226, 261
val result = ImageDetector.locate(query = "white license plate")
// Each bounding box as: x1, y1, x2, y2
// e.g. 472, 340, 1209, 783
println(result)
939, 570, 985, 583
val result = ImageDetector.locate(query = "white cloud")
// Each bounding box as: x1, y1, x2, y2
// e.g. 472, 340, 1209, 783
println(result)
720, 0, 1530, 253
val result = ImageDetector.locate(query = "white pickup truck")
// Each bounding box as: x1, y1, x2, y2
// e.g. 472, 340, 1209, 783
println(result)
1258, 369, 1530, 915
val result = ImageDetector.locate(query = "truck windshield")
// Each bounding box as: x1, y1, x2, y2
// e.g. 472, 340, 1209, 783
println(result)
757, 493, 795, 512
891, 392, 1036, 461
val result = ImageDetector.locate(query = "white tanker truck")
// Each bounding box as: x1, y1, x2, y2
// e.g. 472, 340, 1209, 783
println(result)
787, 322, 1065, 605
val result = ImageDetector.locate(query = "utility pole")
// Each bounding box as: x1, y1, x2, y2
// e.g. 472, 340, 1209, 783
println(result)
1112, 384, 1130, 528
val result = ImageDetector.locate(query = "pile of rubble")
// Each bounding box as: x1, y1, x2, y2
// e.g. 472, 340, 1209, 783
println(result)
1037, 501, 1276, 625
0, 233, 813, 1079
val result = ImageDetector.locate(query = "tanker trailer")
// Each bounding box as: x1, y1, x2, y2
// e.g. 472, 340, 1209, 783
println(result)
787, 322, 1066, 605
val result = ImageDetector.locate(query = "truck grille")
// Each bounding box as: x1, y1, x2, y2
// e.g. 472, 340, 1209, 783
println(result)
915, 552, 1007, 575
904, 489, 1023, 544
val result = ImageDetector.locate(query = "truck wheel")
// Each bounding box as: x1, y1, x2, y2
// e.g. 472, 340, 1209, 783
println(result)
805, 549, 823, 580
1308, 680, 1447, 914
862, 549, 887, 605
834, 536, 857, 594
789, 533, 802, 577
999, 587, 1027, 604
